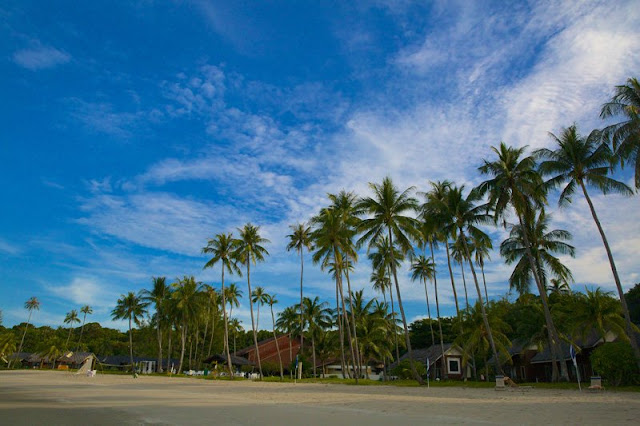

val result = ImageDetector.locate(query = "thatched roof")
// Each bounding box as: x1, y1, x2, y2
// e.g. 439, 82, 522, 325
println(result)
57, 351, 95, 364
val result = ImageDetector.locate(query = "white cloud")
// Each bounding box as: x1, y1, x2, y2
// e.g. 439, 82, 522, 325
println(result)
13, 45, 70, 70
47, 277, 118, 309
0, 238, 21, 255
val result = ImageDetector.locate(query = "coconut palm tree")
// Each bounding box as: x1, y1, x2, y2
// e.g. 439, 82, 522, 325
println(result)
303, 296, 332, 378
111, 291, 149, 377
450, 238, 471, 311
356, 177, 424, 384
500, 209, 575, 297
202, 285, 220, 358
477, 142, 569, 381
276, 305, 299, 377
203, 233, 242, 378
75, 305, 93, 352
434, 184, 502, 374
536, 124, 640, 367
410, 255, 436, 347
367, 236, 403, 363
547, 278, 571, 296
12, 297, 40, 368
311, 207, 359, 382
171, 276, 203, 374
228, 318, 243, 354
423, 180, 462, 320
286, 223, 313, 353
234, 223, 270, 379
142, 277, 167, 372
471, 233, 492, 304
63, 310, 80, 350
41, 344, 62, 369
225, 283, 242, 319
265, 293, 284, 380
600, 77, 640, 188
251, 286, 269, 331
1, 332, 16, 365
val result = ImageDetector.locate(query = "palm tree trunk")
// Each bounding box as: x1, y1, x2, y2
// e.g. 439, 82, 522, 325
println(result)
157, 315, 163, 372
312, 335, 317, 378
387, 265, 401, 364
445, 241, 461, 318
336, 282, 347, 379
77, 313, 87, 351
201, 305, 209, 363
246, 262, 263, 379
429, 241, 447, 380
460, 229, 502, 375
11, 311, 33, 369
460, 262, 470, 311
178, 322, 187, 374
344, 261, 362, 378
221, 268, 234, 378
387, 228, 424, 385
129, 316, 135, 377
289, 332, 293, 379
66, 327, 73, 350
481, 261, 489, 305
270, 305, 284, 380
167, 326, 172, 373
299, 249, 305, 354
207, 313, 216, 358
580, 181, 640, 368
422, 277, 436, 347
516, 212, 567, 382
334, 255, 358, 384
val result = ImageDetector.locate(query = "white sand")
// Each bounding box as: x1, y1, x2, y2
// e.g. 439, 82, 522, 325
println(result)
1, 370, 638, 425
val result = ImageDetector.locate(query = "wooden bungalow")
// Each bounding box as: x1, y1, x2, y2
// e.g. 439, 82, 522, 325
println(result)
57, 351, 96, 370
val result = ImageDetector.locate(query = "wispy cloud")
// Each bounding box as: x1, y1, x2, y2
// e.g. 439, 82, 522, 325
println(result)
47, 276, 118, 309
13, 44, 70, 70
0, 238, 21, 255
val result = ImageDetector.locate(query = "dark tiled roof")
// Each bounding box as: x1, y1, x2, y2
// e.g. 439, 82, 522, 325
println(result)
390, 343, 453, 369
203, 353, 254, 366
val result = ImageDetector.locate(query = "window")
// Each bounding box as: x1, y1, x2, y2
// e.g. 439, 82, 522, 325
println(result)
448, 358, 460, 374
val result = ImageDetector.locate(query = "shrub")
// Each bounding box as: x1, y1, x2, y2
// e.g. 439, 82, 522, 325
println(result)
590, 342, 640, 386
391, 359, 426, 379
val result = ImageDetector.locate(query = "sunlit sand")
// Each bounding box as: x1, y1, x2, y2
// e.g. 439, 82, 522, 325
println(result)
1, 370, 638, 425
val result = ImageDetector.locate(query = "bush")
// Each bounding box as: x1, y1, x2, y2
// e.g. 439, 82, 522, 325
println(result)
261, 361, 281, 376
590, 342, 640, 386
391, 359, 426, 379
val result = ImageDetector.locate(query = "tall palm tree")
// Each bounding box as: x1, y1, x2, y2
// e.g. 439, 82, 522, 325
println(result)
203, 233, 242, 378
450, 238, 471, 311
600, 77, 640, 188
111, 291, 149, 377
265, 294, 284, 380
202, 284, 220, 358
471, 233, 492, 304
356, 176, 424, 384
171, 276, 202, 374
142, 276, 167, 372
303, 296, 332, 378
286, 223, 313, 353
435, 184, 502, 374
367, 236, 403, 363
477, 142, 569, 381
276, 305, 299, 377
311, 207, 359, 382
63, 310, 80, 350
228, 318, 243, 354
423, 180, 462, 319
10, 297, 40, 368
225, 283, 242, 319
410, 255, 436, 347
75, 305, 93, 352
251, 286, 269, 331
500, 209, 575, 297
234, 223, 270, 379
536, 124, 640, 367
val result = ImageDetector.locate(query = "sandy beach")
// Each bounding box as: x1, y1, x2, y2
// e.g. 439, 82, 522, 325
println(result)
1, 370, 638, 425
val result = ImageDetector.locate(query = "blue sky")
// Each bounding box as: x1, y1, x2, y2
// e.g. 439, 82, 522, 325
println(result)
1, 0, 639, 331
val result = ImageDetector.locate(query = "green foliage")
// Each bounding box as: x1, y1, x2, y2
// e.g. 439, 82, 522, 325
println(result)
625, 283, 640, 325
391, 359, 426, 379
590, 342, 640, 386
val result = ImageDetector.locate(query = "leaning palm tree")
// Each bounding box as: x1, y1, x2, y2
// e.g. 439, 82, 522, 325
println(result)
75, 305, 93, 352
470, 233, 492, 304
500, 209, 575, 297
142, 277, 167, 372
450, 238, 471, 311
536, 124, 640, 368
63, 310, 80, 350
286, 223, 313, 353
203, 233, 242, 378
477, 142, 569, 381
410, 255, 436, 347
356, 176, 424, 384
600, 77, 640, 188
303, 296, 332, 378
10, 297, 40, 368
111, 291, 149, 377
251, 286, 269, 331
265, 293, 284, 380
234, 223, 270, 379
